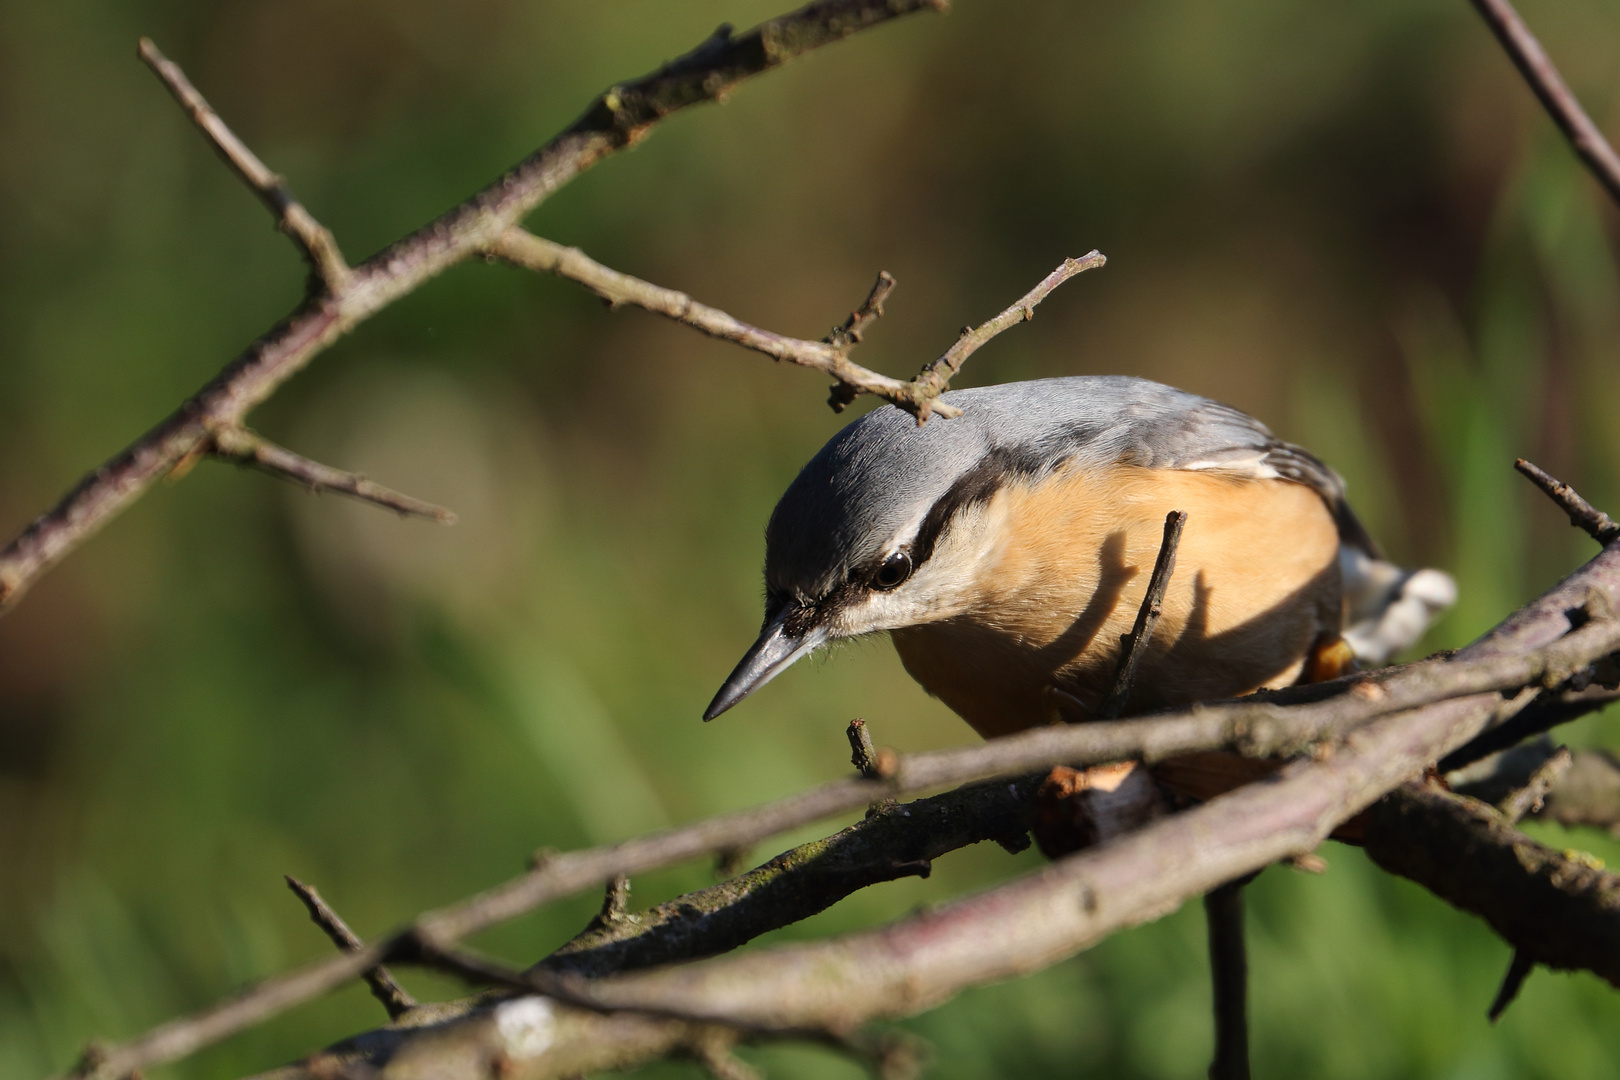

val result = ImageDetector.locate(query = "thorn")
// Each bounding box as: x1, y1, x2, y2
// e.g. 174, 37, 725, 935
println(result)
1488, 948, 1535, 1022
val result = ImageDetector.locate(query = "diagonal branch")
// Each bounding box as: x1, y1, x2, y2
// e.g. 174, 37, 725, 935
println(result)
269, 692, 1516, 1080
285, 877, 417, 1020
0, 0, 946, 617
539, 775, 1036, 979
488, 230, 1105, 423
486, 229, 922, 413
50, 569, 1620, 1079
1469, 0, 1620, 210
56, 615, 1620, 1080
1363, 779, 1620, 996
209, 425, 456, 523
1515, 458, 1620, 545
1097, 509, 1186, 720
906, 252, 1106, 418
137, 39, 350, 289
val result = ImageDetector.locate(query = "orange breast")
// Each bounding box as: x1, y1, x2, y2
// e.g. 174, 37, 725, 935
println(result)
890, 463, 1342, 738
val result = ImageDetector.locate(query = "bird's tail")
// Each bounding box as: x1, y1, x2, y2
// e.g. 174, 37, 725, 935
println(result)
1339, 547, 1457, 665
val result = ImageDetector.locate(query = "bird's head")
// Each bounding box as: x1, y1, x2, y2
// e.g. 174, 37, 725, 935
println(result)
703, 387, 1057, 720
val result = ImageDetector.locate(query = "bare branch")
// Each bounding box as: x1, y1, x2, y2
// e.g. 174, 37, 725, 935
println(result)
1469, 0, 1620, 209
539, 776, 1035, 980
1204, 879, 1251, 1080
486, 228, 921, 409
1501, 746, 1572, 824
1097, 510, 1186, 720
137, 39, 350, 289
489, 231, 1106, 425
285, 877, 417, 1020
1515, 458, 1620, 545
825, 271, 897, 351
52, 531, 1620, 1080
907, 252, 1107, 421
0, 0, 944, 616
53, 593, 1620, 1080
1540, 749, 1620, 835
276, 693, 1516, 1080
1363, 780, 1620, 990
826, 271, 898, 412
210, 426, 456, 523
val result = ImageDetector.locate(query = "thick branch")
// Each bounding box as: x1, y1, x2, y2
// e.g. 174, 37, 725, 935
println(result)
1515, 458, 1620, 545
1363, 780, 1620, 987
137, 39, 350, 289
285, 878, 417, 1020
0, 0, 944, 615
540, 775, 1037, 979
265, 693, 1513, 1080
209, 425, 456, 523
1470, 0, 1620, 209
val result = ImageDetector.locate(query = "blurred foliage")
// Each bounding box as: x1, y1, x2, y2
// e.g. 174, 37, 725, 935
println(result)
2, 0, 1620, 1077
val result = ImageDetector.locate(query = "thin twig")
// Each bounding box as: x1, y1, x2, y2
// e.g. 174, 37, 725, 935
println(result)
490, 231, 1105, 423
1514, 458, 1620, 545
1488, 948, 1536, 1023
826, 271, 897, 351
137, 39, 350, 289
211, 426, 456, 523
1469, 0, 1620, 209
284, 877, 416, 1020
1500, 746, 1572, 824
906, 252, 1107, 422
1204, 879, 1251, 1080
1097, 510, 1186, 720
597, 875, 632, 926
0, 0, 944, 616
826, 271, 898, 411
487, 229, 925, 412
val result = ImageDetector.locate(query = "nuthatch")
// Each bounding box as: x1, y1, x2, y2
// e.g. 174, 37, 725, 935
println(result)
706, 376, 1455, 736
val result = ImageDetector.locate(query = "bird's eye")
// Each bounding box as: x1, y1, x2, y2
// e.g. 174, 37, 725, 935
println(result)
872, 551, 913, 590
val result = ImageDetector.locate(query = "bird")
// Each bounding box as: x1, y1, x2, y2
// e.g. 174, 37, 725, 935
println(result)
704, 376, 1455, 740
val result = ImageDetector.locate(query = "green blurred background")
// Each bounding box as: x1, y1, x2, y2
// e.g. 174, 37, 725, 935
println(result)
3, 0, 1620, 1076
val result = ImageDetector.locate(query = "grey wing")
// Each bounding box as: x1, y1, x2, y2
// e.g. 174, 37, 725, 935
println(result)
1139, 397, 1384, 559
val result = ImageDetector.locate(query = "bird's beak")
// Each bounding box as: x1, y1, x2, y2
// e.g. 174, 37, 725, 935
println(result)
703, 609, 828, 720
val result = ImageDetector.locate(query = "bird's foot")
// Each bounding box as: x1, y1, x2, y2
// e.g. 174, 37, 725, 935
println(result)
1304, 633, 1358, 683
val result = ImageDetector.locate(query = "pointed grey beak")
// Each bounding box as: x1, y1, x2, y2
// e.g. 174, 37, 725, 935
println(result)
704, 610, 828, 720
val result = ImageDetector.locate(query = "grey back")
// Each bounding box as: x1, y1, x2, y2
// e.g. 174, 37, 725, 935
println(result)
764, 376, 1370, 600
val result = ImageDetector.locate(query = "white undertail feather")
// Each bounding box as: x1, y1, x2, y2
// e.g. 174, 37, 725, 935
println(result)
1339, 547, 1457, 665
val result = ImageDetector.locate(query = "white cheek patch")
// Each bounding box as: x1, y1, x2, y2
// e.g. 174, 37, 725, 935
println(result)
833, 498, 1012, 637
